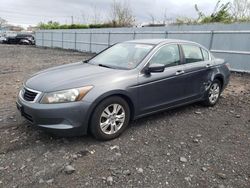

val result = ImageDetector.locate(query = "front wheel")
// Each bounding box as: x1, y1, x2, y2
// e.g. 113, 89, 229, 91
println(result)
202, 79, 221, 106
90, 96, 130, 141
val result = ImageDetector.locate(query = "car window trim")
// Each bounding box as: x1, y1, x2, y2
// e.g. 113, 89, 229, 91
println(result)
200, 47, 205, 60
200, 47, 211, 61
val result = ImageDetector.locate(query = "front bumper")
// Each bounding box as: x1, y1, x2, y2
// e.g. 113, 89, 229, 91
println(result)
16, 96, 92, 136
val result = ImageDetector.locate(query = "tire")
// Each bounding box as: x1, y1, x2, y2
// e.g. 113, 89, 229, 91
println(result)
20, 42, 29, 45
90, 96, 130, 141
202, 79, 221, 106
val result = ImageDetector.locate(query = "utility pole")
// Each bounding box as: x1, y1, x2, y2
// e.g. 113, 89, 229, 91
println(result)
71, 16, 74, 24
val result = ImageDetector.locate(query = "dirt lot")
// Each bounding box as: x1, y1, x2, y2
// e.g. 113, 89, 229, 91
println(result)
0, 44, 249, 188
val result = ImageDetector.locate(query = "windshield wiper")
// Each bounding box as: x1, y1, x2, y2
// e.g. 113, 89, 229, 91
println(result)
82, 59, 89, 63
98, 64, 114, 69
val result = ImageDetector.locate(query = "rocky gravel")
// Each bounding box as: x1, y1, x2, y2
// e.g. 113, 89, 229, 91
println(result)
0, 44, 250, 187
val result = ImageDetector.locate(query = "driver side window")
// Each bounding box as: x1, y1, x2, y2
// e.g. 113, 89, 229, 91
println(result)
149, 44, 180, 67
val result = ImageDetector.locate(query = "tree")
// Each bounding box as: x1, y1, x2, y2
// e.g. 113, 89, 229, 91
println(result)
91, 5, 102, 24
38, 21, 60, 29
163, 9, 168, 25
148, 13, 156, 24
0, 17, 7, 28
109, 0, 135, 27
231, 0, 250, 20
195, 0, 233, 23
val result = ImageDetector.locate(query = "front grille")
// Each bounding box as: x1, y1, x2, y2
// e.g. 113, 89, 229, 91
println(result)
23, 88, 38, 102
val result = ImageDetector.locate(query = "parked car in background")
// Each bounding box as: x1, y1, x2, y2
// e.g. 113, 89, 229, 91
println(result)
4, 34, 35, 45
17, 39, 230, 140
0, 36, 7, 43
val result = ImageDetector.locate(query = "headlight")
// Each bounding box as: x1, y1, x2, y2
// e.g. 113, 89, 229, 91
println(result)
40, 86, 93, 104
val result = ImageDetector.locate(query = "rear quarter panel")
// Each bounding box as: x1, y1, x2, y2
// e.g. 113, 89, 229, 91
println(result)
211, 58, 230, 90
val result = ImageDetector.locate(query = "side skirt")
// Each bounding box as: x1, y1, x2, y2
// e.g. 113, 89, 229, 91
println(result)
133, 98, 203, 120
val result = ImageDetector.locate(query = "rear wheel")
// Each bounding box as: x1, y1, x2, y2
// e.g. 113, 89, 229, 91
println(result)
19, 40, 30, 45
202, 79, 221, 106
90, 96, 130, 140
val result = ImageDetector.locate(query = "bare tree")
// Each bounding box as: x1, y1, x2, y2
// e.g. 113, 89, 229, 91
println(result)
91, 5, 102, 24
0, 17, 7, 28
148, 13, 156, 24
163, 9, 168, 25
110, 0, 135, 27
81, 12, 90, 24
231, 0, 250, 19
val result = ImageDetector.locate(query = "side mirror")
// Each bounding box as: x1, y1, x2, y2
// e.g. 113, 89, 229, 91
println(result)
146, 63, 165, 74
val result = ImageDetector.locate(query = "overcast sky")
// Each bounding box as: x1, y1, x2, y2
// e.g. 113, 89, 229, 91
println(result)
0, 0, 231, 27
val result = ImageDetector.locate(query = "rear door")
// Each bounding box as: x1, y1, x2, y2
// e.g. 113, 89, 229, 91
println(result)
180, 44, 214, 100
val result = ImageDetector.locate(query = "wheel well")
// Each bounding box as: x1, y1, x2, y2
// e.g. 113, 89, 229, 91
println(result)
214, 75, 224, 88
115, 94, 135, 120
87, 94, 135, 132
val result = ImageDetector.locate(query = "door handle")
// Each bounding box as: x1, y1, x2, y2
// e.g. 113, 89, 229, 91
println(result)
175, 70, 185, 75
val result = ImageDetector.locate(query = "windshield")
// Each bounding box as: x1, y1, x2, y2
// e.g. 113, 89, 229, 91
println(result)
88, 43, 153, 70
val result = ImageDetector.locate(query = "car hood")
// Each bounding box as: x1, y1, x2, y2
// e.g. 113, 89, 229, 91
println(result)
25, 62, 121, 92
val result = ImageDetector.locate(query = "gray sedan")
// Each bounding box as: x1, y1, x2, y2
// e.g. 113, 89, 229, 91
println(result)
17, 39, 230, 140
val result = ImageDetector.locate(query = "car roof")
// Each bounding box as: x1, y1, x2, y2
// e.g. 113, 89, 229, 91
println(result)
125, 38, 198, 46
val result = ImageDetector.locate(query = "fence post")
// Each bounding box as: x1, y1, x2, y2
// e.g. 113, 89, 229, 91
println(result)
89, 32, 92, 52
165, 31, 168, 38
42, 32, 44, 46
209, 30, 214, 50
108, 31, 111, 46
51, 32, 53, 48
133, 31, 136, 39
75, 32, 77, 50
62, 32, 64, 48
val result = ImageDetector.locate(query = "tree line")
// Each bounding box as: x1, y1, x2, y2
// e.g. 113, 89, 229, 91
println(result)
38, 0, 135, 30
1, 0, 250, 30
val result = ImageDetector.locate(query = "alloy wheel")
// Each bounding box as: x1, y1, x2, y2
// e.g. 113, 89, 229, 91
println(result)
208, 82, 220, 104
99, 104, 125, 135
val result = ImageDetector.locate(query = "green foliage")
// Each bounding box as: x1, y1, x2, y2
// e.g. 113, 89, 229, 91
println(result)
38, 21, 129, 30
89, 23, 115, 28
175, 0, 250, 25
196, 0, 233, 23
38, 21, 89, 30
175, 17, 197, 25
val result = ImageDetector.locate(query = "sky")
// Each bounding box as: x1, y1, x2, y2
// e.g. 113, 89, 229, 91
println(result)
0, 0, 231, 27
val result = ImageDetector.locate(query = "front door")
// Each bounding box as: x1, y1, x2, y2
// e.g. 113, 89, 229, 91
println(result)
137, 44, 187, 115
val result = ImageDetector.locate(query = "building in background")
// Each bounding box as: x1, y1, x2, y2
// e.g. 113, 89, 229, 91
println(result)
0, 24, 26, 37
27, 26, 39, 32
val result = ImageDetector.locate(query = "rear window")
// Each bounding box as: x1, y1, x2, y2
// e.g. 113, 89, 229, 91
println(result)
182, 44, 203, 63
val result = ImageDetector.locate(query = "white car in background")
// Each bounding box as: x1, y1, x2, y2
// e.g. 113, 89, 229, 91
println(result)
0, 36, 7, 43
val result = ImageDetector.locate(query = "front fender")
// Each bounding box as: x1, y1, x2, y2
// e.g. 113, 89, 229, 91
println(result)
83, 89, 137, 132
91, 89, 136, 106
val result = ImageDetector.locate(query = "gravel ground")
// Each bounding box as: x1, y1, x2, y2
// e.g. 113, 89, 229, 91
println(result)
0, 44, 249, 188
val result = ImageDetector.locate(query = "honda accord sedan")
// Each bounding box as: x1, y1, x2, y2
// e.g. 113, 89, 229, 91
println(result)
17, 39, 230, 140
